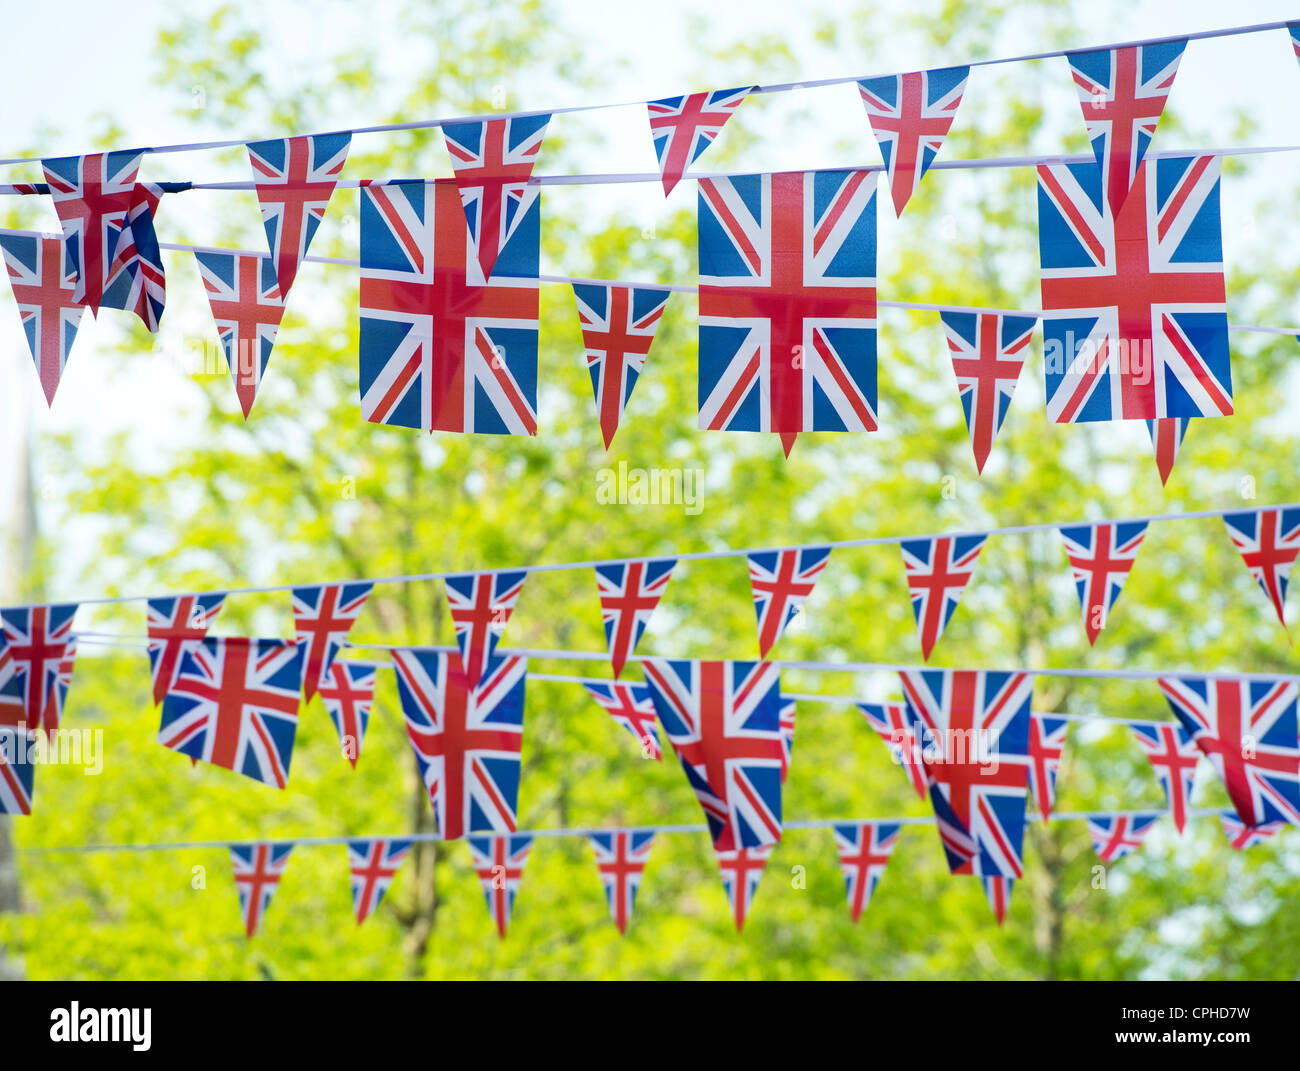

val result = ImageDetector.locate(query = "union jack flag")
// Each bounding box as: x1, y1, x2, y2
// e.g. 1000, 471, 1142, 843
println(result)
1058, 521, 1148, 645
779, 697, 795, 782
444, 570, 528, 689
583, 680, 661, 760
346, 838, 411, 925
194, 251, 285, 419
246, 133, 350, 300
442, 115, 549, 282
0, 729, 34, 816
1028, 713, 1069, 822
642, 658, 784, 851
0, 604, 78, 733
981, 875, 1014, 925
747, 546, 831, 658
318, 661, 377, 768
1222, 507, 1300, 630
899, 534, 986, 660
857, 701, 927, 798
359, 180, 539, 434
468, 834, 533, 938
1290, 22, 1300, 62
1220, 812, 1287, 851
1147, 417, 1190, 486
1066, 42, 1185, 215
107, 182, 167, 332
1159, 675, 1300, 828
857, 65, 969, 217
900, 669, 1033, 880
833, 821, 900, 922
595, 558, 675, 678
1037, 154, 1230, 422
589, 830, 655, 934
391, 649, 527, 840
647, 87, 751, 196
1086, 812, 1160, 862
573, 284, 670, 449
0, 232, 86, 406
698, 170, 878, 446
715, 843, 772, 932
145, 594, 227, 706
939, 311, 1037, 474
291, 582, 373, 702
230, 842, 292, 938
1131, 721, 1200, 833
158, 637, 304, 788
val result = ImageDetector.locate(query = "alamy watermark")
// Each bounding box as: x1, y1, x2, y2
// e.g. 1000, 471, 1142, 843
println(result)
0, 728, 104, 775
595, 461, 704, 516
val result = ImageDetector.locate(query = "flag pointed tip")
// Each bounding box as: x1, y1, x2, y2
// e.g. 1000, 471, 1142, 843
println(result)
779, 430, 797, 457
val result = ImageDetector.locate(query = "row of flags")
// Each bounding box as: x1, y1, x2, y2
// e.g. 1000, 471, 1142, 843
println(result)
5, 38, 1293, 463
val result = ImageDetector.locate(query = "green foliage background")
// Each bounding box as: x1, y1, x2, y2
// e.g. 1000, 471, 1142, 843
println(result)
2, 0, 1299, 979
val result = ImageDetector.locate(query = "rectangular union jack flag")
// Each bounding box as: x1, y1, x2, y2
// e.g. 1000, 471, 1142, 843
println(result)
0, 729, 34, 816
747, 546, 831, 658
1037, 154, 1230, 422
833, 821, 900, 922
246, 133, 350, 300
1160, 675, 1300, 828
442, 115, 549, 282
698, 169, 878, 444
1087, 812, 1160, 862
900, 668, 1033, 879
359, 180, 539, 434
318, 661, 377, 769
346, 838, 412, 925
595, 558, 675, 678
0, 604, 78, 733
584, 679, 661, 760
1058, 521, 1149, 645
857, 65, 969, 217
1067, 42, 1185, 215
158, 637, 304, 788
444, 570, 527, 689
589, 830, 655, 934
468, 834, 533, 938
230, 842, 292, 937
647, 87, 751, 196
145, 594, 227, 706
194, 251, 285, 419
0, 233, 86, 406
573, 284, 670, 450
899, 534, 986, 660
291, 582, 373, 702
1222, 507, 1300, 630
1131, 721, 1200, 833
857, 701, 928, 798
642, 658, 784, 851
939, 311, 1037, 474
392, 649, 527, 840
1028, 713, 1069, 822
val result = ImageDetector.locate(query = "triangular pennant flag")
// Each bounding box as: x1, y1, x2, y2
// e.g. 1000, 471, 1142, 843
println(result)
939, 311, 1037, 473
444, 570, 528, 689
1130, 722, 1200, 833
981, 874, 1013, 925
246, 133, 350, 300
857, 701, 928, 799
1066, 41, 1185, 215
833, 821, 900, 923
346, 838, 412, 925
391, 649, 527, 840
0, 729, 35, 816
145, 594, 226, 706
747, 547, 831, 658
291, 582, 373, 702
778, 697, 795, 783
1028, 713, 1069, 822
468, 834, 533, 938
0, 233, 87, 405
574, 284, 669, 450
595, 558, 675, 679
1146, 418, 1189, 486
318, 661, 377, 768
900, 534, 986, 659
1289, 22, 1300, 63
646, 87, 750, 195
158, 637, 304, 788
715, 843, 772, 932
1159, 675, 1300, 828
857, 65, 970, 216
1221, 812, 1287, 851
194, 251, 286, 419
1058, 521, 1148, 645
0, 604, 78, 734
583, 680, 661, 760
1222, 507, 1300, 630
230, 842, 292, 937
1086, 812, 1160, 862
105, 181, 167, 332
642, 659, 784, 851
589, 830, 655, 934
441, 115, 549, 281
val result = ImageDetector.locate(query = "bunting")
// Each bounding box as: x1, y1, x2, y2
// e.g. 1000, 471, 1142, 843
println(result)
291, 582, 373, 702
1058, 521, 1148, 645
318, 661, 377, 768
594, 558, 675, 678
444, 570, 528, 689
230, 843, 293, 938
1147, 418, 1190, 486
346, 838, 411, 925
145, 594, 227, 706
1131, 722, 1200, 834
1222, 507, 1300, 630
194, 251, 285, 419
0, 233, 86, 406
0, 729, 34, 816
583, 680, 661, 760
833, 821, 900, 922
468, 834, 533, 938
716, 843, 772, 932
1087, 812, 1160, 862
589, 830, 655, 934
899, 534, 985, 659
1028, 713, 1069, 822
747, 547, 831, 658
0, 604, 79, 733
646, 87, 750, 195
1220, 813, 1287, 850
982, 875, 1014, 925
857, 701, 927, 798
